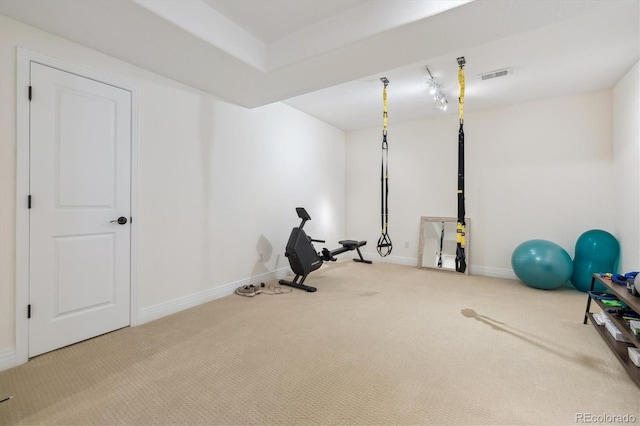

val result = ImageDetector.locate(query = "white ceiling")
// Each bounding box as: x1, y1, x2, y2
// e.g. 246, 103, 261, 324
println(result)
0, 0, 637, 131
203, 0, 366, 43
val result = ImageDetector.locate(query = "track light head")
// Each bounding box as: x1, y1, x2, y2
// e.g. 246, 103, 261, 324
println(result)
425, 66, 448, 112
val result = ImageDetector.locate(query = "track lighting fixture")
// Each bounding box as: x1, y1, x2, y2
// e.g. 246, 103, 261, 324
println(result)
425, 66, 448, 111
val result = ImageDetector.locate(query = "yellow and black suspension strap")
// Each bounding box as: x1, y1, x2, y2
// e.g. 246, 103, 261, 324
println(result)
377, 77, 392, 257
455, 57, 467, 273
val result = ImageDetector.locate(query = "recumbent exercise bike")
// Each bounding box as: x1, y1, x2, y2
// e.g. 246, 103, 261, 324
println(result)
279, 207, 371, 292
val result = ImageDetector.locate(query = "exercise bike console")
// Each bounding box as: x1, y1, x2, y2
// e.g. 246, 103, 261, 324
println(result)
279, 207, 372, 292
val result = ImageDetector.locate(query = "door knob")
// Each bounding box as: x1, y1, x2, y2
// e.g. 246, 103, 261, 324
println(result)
110, 217, 128, 225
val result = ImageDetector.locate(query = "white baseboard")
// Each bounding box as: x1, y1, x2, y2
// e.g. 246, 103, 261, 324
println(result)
0, 347, 16, 372
361, 251, 517, 280
137, 267, 291, 325
470, 265, 517, 280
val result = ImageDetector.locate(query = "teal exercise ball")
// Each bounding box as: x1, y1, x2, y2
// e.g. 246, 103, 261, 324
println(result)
570, 229, 619, 292
511, 240, 573, 290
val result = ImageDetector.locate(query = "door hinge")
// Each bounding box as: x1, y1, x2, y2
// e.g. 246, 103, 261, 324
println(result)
28, 86, 32, 101
28, 195, 32, 209
27, 304, 31, 319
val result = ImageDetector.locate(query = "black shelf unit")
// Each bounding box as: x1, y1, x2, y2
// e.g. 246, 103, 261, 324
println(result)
583, 274, 640, 388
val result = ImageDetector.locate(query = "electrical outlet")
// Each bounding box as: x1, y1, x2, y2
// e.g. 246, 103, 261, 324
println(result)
405, 241, 409, 248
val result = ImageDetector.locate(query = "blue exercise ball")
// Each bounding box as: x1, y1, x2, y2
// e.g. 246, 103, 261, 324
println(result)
511, 240, 573, 290
570, 229, 619, 292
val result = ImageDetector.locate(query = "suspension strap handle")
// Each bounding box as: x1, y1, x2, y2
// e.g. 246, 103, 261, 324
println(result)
455, 57, 467, 273
378, 77, 392, 257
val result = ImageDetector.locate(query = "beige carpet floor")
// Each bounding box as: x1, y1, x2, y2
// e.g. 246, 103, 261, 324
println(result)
1, 260, 639, 425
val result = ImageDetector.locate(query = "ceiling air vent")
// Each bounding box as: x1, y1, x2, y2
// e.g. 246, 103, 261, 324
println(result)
479, 68, 512, 81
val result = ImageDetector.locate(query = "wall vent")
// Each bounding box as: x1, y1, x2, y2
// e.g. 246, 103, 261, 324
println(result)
479, 68, 512, 81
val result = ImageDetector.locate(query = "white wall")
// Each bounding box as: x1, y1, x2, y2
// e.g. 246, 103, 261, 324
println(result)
0, 16, 346, 366
613, 61, 640, 272
346, 90, 615, 277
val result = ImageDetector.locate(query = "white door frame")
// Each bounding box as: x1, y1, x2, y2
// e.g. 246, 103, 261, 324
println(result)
15, 48, 139, 365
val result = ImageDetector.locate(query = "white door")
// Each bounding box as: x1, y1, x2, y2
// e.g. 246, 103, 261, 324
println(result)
28, 62, 132, 357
